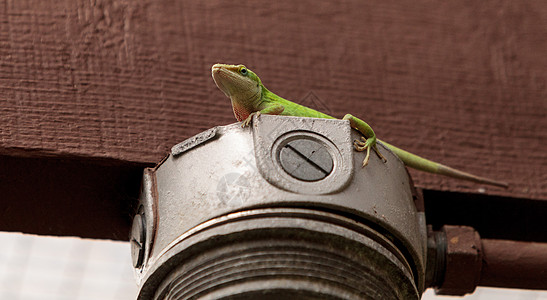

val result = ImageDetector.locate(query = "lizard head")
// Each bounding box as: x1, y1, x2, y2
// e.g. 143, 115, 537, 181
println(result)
212, 64, 264, 121
212, 64, 262, 97
211, 64, 265, 121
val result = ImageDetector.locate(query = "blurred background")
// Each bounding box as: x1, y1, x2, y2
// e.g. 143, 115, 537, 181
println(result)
1, 232, 546, 300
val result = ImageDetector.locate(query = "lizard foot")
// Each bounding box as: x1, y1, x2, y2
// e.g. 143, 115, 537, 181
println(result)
353, 136, 387, 167
241, 112, 261, 127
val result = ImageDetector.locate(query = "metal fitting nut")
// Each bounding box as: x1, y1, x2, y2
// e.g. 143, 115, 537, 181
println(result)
435, 225, 482, 295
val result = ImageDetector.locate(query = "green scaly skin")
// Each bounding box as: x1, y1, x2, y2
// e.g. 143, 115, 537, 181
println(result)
212, 63, 508, 188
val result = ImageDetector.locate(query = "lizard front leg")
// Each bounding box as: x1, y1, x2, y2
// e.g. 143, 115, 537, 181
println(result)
241, 104, 285, 127
342, 114, 387, 167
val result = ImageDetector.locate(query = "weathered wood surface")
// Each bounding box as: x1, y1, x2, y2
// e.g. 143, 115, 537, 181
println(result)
1, 0, 545, 202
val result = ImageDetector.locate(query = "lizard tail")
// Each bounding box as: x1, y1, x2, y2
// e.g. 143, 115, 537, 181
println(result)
435, 164, 508, 188
380, 140, 508, 188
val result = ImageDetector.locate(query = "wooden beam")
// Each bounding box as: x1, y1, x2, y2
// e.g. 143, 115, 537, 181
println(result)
0, 154, 149, 240
1, 0, 545, 238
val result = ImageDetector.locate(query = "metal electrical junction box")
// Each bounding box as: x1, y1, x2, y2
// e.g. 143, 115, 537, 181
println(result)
131, 115, 427, 300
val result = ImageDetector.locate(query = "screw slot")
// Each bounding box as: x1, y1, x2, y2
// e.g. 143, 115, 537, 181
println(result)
131, 213, 146, 268
278, 138, 334, 181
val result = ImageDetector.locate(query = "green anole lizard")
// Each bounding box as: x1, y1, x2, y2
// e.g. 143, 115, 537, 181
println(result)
211, 63, 508, 188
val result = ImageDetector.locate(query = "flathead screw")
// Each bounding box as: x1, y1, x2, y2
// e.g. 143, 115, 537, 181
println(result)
278, 138, 333, 181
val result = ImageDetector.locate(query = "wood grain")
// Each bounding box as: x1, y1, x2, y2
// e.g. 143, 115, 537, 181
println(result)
1, 0, 546, 200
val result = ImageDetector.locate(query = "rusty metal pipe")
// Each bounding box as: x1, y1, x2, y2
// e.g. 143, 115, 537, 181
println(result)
480, 239, 547, 290
430, 226, 547, 296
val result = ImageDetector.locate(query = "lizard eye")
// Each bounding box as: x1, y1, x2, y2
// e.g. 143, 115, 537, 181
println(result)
239, 68, 248, 76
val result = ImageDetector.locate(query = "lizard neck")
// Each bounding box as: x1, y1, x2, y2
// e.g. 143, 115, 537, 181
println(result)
230, 84, 264, 121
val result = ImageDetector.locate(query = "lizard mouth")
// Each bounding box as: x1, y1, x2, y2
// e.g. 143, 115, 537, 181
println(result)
212, 64, 223, 74
211, 66, 232, 97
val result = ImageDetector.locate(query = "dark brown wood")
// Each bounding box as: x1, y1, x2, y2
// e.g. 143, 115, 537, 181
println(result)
1, 1, 546, 239
424, 190, 547, 242
0, 154, 148, 240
